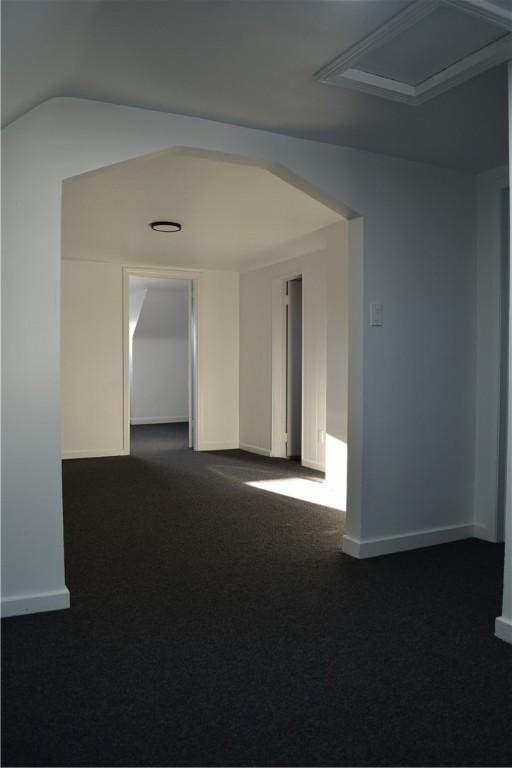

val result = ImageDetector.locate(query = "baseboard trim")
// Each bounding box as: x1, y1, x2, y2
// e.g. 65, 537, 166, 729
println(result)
239, 443, 271, 457
472, 523, 500, 543
130, 417, 188, 425
62, 448, 129, 460
302, 458, 325, 472
197, 441, 239, 451
342, 523, 475, 559
495, 616, 512, 644
2, 588, 70, 618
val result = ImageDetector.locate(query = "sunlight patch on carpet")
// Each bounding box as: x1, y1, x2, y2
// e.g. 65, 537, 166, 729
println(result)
246, 476, 345, 511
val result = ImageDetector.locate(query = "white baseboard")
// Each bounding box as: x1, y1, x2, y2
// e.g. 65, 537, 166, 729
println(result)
239, 443, 271, 457
196, 441, 239, 451
302, 458, 325, 472
471, 523, 501, 543
130, 416, 188, 425
495, 616, 512, 644
2, 587, 70, 618
342, 523, 475, 559
62, 448, 128, 460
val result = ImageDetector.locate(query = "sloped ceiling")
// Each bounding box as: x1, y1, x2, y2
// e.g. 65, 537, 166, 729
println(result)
2, 0, 508, 171
133, 281, 189, 339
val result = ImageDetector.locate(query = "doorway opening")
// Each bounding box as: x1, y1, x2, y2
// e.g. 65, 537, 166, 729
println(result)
60, 146, 361, 538
125, 270, 198, 456
285, 276, 303, 462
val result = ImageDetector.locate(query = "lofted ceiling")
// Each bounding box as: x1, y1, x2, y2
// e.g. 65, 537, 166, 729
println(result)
62, 149, 343, 271
2, 0, 509, 171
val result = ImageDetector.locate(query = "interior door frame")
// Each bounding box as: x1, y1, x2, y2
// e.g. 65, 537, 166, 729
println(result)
122, 266, 200, 455
188, 280, 198, 449
271, 271, 304, 460
286, 276, 303, 458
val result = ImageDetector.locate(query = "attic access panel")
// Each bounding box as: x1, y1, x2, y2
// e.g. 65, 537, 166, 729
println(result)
315, 0, 512, 105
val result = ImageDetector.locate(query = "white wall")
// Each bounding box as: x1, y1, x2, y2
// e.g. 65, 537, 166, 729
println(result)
62, 260, 124, 458
61, 259, 239, 460
131, 287, 189, 424
132, 338, 189, 423
239, 221, 347, 483
2, 97, 478, 616
197, 270, 240, 450
325, 223, 349, 502
495, 64, 512, 645
473, 166, 509, 542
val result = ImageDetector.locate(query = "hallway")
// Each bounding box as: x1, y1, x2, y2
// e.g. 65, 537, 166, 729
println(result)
2, 430, 511, 767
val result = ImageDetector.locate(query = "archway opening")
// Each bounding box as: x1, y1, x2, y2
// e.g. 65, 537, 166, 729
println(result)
60, 144, 363, 574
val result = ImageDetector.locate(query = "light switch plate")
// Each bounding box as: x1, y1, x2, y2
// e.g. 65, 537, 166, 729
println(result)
370, 302, 384, 327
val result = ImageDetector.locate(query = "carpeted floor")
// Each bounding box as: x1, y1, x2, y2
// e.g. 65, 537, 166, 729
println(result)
2, 424, 512, 767
128, 421, 190, 452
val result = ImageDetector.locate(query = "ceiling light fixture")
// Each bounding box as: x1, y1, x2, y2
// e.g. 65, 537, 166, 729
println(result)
149, 220, 182, 233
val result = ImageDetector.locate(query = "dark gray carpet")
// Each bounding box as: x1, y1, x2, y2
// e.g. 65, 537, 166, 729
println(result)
129, 421, 190, 452
2, 424, 512, 767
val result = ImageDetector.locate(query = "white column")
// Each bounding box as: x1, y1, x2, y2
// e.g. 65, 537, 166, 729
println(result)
495, 62, 512, 644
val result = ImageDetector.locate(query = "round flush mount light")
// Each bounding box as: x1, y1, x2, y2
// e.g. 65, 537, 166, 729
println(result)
149, 220, 182, 233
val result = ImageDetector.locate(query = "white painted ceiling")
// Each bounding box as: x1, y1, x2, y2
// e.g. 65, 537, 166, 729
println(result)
62, 150, 342, 271
2, 0, 508, 171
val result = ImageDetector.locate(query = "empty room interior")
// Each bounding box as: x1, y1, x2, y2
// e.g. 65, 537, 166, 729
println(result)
2, 1, 512, 767
60, 148, 350, 508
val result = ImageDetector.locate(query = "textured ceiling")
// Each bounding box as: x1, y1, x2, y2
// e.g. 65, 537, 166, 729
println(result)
2, 0, 508, 171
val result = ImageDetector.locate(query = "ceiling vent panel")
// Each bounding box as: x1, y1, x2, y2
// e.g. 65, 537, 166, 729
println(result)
315, 0, 512, 105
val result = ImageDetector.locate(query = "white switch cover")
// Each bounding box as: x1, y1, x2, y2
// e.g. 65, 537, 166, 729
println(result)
370, 302, 384, 327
